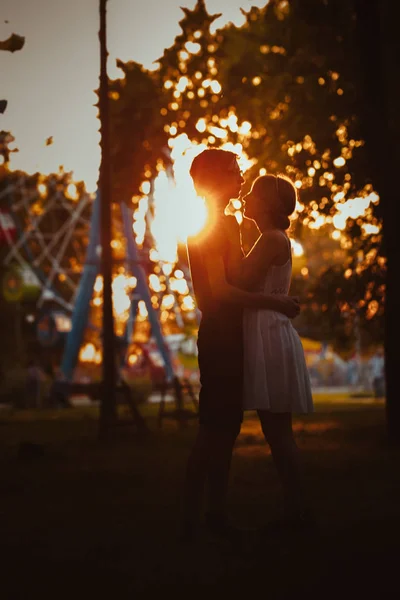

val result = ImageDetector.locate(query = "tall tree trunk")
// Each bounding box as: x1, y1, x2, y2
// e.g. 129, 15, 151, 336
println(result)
354, 0, 400, 442
98, 0, 116, 440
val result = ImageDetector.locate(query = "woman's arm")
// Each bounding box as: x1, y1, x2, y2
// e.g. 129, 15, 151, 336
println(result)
230, 231, 287, 290
204, 252, 299, 317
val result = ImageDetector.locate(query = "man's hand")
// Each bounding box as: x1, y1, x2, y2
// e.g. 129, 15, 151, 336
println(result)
271, 294, 300, 319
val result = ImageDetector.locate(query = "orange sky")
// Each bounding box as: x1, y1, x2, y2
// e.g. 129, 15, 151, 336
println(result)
1, 0, 266, 190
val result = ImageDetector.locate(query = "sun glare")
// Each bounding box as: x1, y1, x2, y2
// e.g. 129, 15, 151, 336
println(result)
136, 123, 257, 267
148, 134, 210, 263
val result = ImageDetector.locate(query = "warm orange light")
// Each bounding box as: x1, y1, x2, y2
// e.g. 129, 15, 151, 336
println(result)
169, 277, 189, 294
196, 118, 206, 133
38, 183, 47, 197
140, 181, 151, 194
333, 156, 346, 167
182, 296, 195, 311
138, 300, 148, 318
79, 343, 97, 363
128, 354, 139, 366
239, 121, 251, 135
161, 294, 175, 310
210, 80, 221, 94
149, 273, 161, 292
291, 239, 304, 257
185, 41, 201, 54
66, 183, 78, 200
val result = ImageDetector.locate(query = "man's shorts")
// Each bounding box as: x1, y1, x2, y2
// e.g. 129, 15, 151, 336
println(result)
196, 313, 243, 434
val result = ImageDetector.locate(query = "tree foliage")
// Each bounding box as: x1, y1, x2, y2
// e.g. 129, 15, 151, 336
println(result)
106, 0, 384, 346
108, 62, 169, 204
1, 32, 25, 114
218, 1, 383, 343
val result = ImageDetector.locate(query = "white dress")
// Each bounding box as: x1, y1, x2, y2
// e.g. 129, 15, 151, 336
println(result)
243, 242, 314, 414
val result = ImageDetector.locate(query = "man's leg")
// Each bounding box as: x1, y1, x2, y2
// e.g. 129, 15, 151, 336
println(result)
182, 323, 243, 540
182, 425, 213, 532
206, 427, 240, 518
181, 423, 240, 539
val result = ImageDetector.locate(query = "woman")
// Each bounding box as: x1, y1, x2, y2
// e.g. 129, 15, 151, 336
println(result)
233, 174, 314, 533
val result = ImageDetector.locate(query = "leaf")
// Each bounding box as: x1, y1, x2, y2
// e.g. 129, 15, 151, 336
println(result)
0, 33, 25, 53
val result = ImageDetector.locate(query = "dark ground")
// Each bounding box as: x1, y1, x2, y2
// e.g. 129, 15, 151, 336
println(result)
0, 400, 399, 599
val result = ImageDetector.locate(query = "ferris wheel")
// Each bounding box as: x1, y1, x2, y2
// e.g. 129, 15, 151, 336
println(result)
0, 173, 92, 312
0, 167, 197, 386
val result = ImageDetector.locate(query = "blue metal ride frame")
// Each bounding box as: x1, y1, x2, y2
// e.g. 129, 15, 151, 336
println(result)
121, 203, 174, 382
60, 194, 175, 383
60, 191, 101, 380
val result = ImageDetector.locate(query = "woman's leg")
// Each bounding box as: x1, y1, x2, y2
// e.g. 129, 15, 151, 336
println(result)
257, 410, 305, 516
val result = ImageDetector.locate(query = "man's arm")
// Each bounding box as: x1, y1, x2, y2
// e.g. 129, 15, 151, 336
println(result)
204, 253, 299, 317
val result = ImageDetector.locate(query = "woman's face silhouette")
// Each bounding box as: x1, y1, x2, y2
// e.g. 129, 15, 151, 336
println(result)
242, 176, 278, 221
242, 188, 264, 221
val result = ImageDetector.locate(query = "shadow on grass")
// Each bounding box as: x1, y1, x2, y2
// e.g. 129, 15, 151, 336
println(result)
0, 403, 399, 597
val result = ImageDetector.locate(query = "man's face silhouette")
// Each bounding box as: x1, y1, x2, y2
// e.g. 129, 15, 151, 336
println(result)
217, 158, 244, 206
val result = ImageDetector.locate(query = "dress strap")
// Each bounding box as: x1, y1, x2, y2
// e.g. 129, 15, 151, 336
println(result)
278, 229, 292, 265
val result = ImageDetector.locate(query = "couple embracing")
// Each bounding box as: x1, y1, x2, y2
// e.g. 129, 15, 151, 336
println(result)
182, 149, 314, 544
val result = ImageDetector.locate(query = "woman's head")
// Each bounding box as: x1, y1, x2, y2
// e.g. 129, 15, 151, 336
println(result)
190, 149, 244, 208
243, 174, 297, 230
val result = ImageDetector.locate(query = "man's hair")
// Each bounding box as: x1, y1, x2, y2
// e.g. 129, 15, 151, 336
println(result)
189, 149, 237, 197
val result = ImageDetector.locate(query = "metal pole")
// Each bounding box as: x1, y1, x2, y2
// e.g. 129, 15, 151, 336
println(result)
98, 0, 116, 439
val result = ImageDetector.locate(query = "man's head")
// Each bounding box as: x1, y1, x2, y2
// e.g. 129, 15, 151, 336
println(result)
189, 149, 244, 209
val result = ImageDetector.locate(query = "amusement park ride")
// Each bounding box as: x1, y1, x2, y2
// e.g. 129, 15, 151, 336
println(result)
0, 175, 199, 426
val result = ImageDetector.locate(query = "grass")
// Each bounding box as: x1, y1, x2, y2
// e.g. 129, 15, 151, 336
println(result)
0, 398, 399, 598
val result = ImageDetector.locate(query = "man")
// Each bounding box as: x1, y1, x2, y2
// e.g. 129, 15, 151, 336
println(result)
181, 149, 300, 542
